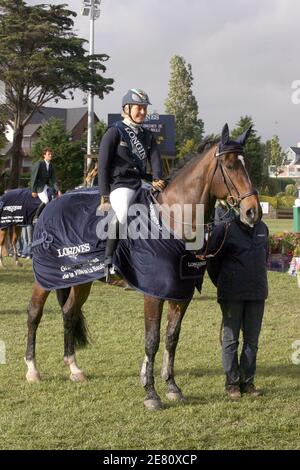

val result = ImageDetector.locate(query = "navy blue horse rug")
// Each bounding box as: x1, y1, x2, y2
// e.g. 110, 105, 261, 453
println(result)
32, 187, 206, 301
0, 188, 40, 229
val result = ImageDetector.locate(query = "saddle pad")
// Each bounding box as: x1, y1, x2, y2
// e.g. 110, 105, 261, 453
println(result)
32, 187, 206, 300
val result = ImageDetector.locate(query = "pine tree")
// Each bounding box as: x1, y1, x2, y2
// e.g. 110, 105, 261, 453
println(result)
165, 55, 204, 155
231, 116, 263, 188
0, 0, 113, 188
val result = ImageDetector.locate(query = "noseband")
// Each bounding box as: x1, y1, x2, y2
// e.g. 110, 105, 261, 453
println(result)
214, 149, 258, 207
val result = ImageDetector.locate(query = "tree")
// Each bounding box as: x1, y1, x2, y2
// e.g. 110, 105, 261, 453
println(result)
231, 116, 263, 189
165, 55, 204, 155
31, 118, 84, 192
0, 0, 113, 188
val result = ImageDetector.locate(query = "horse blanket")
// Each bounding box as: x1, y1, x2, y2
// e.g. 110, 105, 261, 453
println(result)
32, 187, 206, 301
0, 188, 40, 229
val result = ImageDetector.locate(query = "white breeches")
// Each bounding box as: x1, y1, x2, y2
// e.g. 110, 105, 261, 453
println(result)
38, 186, 49, 204
110, 187, 136, 224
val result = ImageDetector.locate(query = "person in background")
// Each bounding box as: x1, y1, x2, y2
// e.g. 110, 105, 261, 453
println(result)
31, 148, 61, 215
207, 214, 269, 400
97, 88, 166, 281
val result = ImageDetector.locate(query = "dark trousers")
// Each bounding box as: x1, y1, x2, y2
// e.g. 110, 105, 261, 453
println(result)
219, 300, 265, 387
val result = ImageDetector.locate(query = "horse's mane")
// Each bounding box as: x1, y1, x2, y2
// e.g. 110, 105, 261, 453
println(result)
168, 137, 219, 181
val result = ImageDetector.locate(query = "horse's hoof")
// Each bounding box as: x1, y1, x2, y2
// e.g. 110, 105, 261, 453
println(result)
166, 391, 185, 402
70, 372, 86, 382
26, 371, 41, 383
16, 261, 23, 267
143, 398, 164, 410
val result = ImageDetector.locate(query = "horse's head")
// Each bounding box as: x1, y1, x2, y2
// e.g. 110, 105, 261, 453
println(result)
211, 123, 262, 227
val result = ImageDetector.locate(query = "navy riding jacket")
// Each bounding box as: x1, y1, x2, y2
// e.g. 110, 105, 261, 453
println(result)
98, 123, 163, 196
207, 217, 269, 301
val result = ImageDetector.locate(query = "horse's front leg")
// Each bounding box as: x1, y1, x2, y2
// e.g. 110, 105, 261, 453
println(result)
0, 229, 6, 267
141, 296, 164, 410
62, 283, 92, 382
25, 282, 50, 382
11, 226, 22, 267
161, 300, 190, 402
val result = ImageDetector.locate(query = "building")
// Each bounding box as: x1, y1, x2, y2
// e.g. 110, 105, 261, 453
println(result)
1, 106, 99, 174
269, 144, 300, 179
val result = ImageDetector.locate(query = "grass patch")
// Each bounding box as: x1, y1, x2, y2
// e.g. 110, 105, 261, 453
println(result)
264, 218, 293, 234
0, 258, 300, 449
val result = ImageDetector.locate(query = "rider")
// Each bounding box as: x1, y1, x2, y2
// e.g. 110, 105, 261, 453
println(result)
31, 147, 61, 218
97, 88, 166, 281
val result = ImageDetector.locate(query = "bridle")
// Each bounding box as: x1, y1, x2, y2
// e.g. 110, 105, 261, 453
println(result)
213, 146, 258, 208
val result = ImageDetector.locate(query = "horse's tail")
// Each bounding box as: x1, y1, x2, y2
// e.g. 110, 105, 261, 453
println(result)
74, 310, 90, 349
55, 288, 90, 348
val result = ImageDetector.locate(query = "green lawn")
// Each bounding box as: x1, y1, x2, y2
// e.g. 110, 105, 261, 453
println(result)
0, 258, 300, 450
264, 218, 293, 234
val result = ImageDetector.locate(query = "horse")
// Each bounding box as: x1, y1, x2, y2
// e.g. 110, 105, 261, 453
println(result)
0, 187, 57, 268
25, 124, 261, 410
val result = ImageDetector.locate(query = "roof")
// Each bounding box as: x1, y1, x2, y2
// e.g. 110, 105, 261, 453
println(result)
23, 123, 41, 137
23, 106, 89, 137
66, 108, 87, 133
289, 146, 300, 155
0, 141, 12, 156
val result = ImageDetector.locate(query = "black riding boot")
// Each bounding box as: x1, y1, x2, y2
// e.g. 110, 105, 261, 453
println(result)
104, 215, 119, 282
33, 202, 46, 225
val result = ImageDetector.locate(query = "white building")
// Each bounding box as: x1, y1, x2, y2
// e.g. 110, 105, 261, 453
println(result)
269, 144, 300, 179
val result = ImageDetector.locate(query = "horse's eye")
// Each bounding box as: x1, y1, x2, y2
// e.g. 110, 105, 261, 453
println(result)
226, 164, 234, 170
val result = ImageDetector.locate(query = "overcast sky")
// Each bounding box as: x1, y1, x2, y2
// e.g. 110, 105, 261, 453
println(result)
26, 0, 300, 148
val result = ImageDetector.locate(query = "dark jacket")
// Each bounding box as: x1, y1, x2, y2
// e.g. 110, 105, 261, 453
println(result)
207, 217, 269, 301
31, 160, 58, 193
98, 123, 163, 196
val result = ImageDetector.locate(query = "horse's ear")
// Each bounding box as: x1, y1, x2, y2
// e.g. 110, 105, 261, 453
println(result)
221, 123, 230, 145
236, 126, 252, 146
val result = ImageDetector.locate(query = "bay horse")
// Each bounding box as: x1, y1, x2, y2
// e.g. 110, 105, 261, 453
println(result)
25, 124, 261, 409
0, 225, 22, 267
0, 188, 57, 268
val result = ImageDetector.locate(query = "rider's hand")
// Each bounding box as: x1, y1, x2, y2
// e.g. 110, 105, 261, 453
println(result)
97, 195, 111, 214
32, 192, 38, 198
152, 179, 167, 192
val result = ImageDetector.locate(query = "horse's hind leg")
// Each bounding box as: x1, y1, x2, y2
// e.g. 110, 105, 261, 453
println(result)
59, 283, 92, 382
25, 282, 50, 382
0, 229, 6, 267
11, 226, 22, 267
141, 296, 164, 410
161, 300, 190, 402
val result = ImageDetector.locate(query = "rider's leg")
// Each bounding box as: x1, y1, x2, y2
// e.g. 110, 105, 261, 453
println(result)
37, 186, 49, 204
105, 187, 136, 281
33, 186, 49, 223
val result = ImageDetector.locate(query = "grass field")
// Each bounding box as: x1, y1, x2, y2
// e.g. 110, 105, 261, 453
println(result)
0, 257, 300, 450
263, 218, 293, 234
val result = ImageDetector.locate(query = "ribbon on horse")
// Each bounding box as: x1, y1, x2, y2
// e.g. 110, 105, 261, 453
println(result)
32, 187, 206, 300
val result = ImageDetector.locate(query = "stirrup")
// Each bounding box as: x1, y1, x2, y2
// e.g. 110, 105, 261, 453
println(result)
104, 264, 112, 283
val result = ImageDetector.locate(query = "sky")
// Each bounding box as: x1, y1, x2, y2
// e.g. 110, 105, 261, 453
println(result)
25, 0, 300, 148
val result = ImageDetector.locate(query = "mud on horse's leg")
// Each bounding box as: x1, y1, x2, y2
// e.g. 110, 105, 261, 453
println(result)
141, 296, 164, 410
61, 283, 92, 382
161, 300, 190, 402
25, 283, 50, 383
